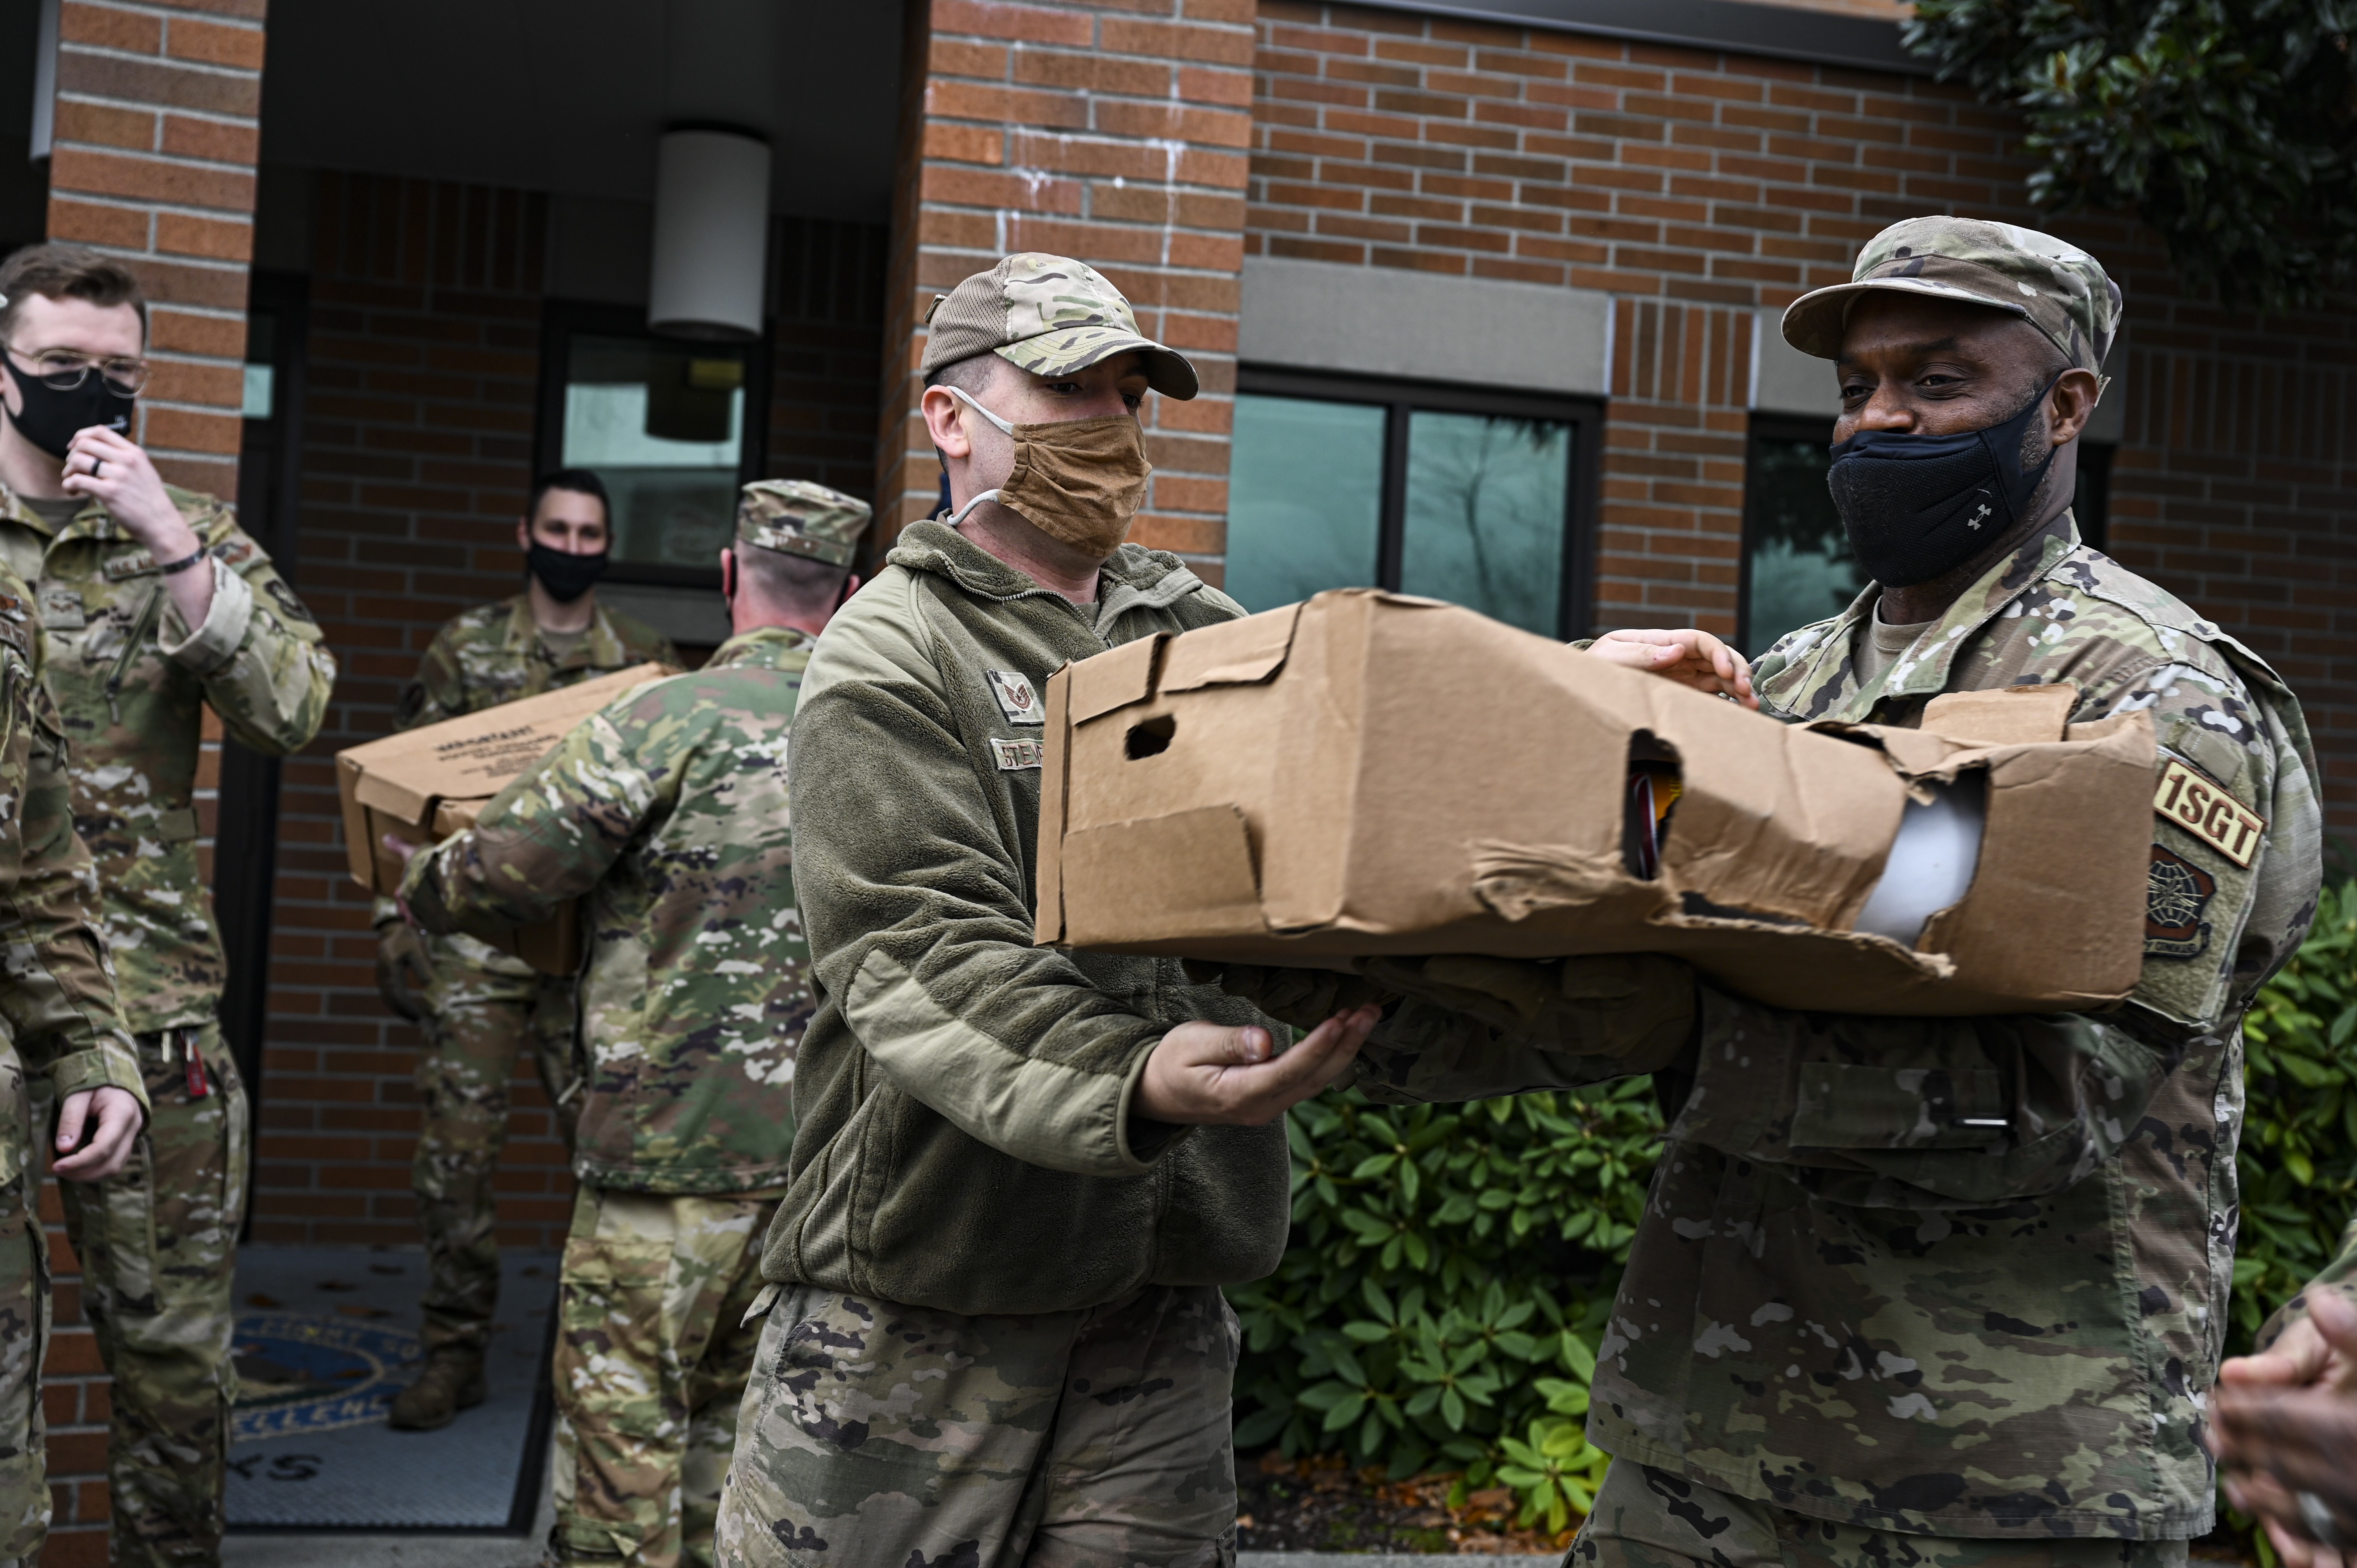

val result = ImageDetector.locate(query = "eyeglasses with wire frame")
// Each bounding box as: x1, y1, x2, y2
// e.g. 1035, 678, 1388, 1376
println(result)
3, 344, 149, 396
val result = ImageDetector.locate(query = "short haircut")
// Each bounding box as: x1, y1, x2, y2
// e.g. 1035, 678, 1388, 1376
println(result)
923, 351, 1006, 399
528, 468, 610, 523
0, 244, 147, 346
735, 545, 850, 614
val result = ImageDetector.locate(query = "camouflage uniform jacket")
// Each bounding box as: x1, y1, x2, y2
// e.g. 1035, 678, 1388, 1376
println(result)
401, 627, 808, 1195
0, 486, 335, 1034
373, 593, 679, 930
0, 551, 150, 1189
1357, 518, 2320, 1541
393, 593, 679, 731
764, 520, 1283, 1317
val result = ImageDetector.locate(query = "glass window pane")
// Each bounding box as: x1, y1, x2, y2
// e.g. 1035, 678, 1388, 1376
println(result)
559, 335, 749, 570
1401, 410, 1569, 637
1224, 393, 1384, 614
1743, 435, 1864, 657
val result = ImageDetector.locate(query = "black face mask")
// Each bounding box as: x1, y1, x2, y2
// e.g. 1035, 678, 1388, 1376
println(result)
1826, 374, 2064, 588
527, 542, 609, 604
5, 362, 133, 461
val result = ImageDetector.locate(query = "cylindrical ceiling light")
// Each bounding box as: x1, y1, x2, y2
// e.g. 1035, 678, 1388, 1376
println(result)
647, 128, 770, 341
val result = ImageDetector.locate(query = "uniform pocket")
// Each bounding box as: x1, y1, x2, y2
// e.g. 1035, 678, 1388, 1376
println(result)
1789, 1061, 2007, 1150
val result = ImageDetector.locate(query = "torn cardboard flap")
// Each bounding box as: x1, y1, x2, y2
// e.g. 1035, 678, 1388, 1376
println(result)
1034, 591, 2156, 1016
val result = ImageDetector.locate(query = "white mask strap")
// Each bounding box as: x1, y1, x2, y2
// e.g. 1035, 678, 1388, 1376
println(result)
945, 487, 1003, 527
945, 383, 1016, 436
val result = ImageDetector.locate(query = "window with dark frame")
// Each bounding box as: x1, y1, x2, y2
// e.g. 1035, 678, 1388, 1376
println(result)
1739, 417, 2117, 658
532, 300, 773, 588
1228, 368, 1601, 640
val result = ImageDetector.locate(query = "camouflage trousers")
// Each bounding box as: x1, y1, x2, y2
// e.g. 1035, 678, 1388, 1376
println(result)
549, 1185, 777, 1567
714, 1282, 1241, 1568
0, 1164, 49, 1563
415, 930, 579, 1356
1565, 1463, 2193, 1568
55, 1021, 248, 1568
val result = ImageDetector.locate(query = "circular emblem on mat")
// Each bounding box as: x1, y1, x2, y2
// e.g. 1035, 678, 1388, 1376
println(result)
230, 1312, 422, 1439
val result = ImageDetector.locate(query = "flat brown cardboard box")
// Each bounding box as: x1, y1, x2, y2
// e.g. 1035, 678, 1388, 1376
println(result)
336, 662, 673, 976
1033, 592, 2154, 1016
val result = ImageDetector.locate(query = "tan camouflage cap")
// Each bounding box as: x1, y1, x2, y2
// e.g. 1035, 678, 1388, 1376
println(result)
921, 253, 1199, 400
735, 479, 871, 568
1782, 217, 2122, 372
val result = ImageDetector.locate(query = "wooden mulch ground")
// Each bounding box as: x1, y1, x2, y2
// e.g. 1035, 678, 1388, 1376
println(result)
1237, 1452, 2265, 1561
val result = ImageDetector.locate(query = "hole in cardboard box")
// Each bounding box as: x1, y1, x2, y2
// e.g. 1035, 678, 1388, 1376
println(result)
1125, 715, 1176, 760
1624, 731, 1682, 879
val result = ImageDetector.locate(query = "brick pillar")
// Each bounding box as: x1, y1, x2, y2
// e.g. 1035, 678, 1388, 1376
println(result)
877, 0, 1255, 574
1599, 299, 1752, 635
44, 0, 265, 498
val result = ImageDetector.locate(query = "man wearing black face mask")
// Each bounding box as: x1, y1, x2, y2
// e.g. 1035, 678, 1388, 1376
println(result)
1272, 218, 2322, 1568
375, 468, 677, 1432
0, 242, 337, 1568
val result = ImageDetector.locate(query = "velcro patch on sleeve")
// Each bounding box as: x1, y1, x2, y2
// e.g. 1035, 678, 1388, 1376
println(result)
990, 738, 1044, 771
2154, 757, 2265, 869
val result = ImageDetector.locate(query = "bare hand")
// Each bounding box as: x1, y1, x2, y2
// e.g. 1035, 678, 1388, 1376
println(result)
1588, 628, 1757, 709
62, 426, 195, 556
53, 1085, 143, 1181
1134, 1006, 1380, 1127
2221, 1287, 2357, 1395
2214, 1290, 2357, 1556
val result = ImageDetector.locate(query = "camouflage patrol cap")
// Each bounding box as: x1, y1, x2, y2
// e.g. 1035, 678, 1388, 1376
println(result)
1782, 217, 2122, 372
921, 253, 1199, 400
735, 479, 871, 568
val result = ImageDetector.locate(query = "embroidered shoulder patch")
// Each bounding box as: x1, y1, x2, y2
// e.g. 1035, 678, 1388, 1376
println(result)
2154, 757, 2265, 869
986, 670, 1043, 726
989, 738, 1044, 771
2145, 846, 2216, 961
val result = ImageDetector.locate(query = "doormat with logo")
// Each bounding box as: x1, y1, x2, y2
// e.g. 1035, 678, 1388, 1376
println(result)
225, 1245, 558, 1533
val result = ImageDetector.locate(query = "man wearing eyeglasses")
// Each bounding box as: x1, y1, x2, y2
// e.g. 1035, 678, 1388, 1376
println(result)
0, 243, 337, 1568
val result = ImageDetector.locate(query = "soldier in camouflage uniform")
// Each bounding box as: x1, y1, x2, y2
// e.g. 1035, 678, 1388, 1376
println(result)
714, 256, 1379, 1568
0, 244, 336, 1567
398, 479, 869, 1566
1222, 219, 2321, 1568
0, 385, 151, 1565
378, 469, 679, 1430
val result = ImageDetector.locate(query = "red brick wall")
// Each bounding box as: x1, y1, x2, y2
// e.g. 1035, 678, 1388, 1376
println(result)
875, 0, 1258, 569
251, 172, 574, 1251
769, 217, 891, 507
44, 0, 264, 499
1244, 0, 2357, 825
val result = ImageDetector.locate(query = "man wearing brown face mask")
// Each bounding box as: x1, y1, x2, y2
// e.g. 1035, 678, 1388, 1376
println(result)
712, 254, 1382, 1567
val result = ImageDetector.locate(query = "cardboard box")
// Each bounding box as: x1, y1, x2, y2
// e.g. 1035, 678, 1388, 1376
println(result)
337, 663, 673, 976
1033, 592, 2154, 1016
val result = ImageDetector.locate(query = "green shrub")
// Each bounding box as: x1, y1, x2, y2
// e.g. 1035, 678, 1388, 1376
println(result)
2230, 878, 2357, 1351
1236, 880, 2357, 1532
1230, 1081, 1661, 1529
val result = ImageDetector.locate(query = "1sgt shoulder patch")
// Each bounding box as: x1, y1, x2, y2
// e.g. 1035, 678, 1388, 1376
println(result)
986, 670, 1043, 726
989, 737, 1044, 772
2154, 757, 2264, 869
2145, 846, 2216, 961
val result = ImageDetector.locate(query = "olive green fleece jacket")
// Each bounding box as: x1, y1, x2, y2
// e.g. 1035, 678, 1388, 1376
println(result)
764, 520, 1288, 1315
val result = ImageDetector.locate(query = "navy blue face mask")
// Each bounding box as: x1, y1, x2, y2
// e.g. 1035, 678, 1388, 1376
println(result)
1826, 374, 2064, 588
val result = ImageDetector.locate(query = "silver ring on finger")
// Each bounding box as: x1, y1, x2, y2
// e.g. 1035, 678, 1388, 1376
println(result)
2300, 1490, 2346, 1549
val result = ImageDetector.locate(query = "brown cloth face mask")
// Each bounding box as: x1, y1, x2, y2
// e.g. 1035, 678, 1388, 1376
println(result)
944, 385, 1152, 560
